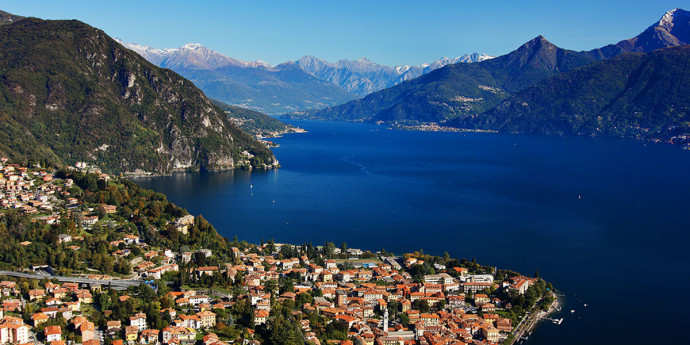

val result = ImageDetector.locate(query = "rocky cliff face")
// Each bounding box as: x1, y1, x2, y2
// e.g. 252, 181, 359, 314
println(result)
118, 40, 356, 115
585, 8, 690, 59
0, 17, 276, 175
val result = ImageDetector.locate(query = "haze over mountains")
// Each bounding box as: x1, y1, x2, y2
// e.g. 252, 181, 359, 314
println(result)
118, 40, 355, 115
118, 40, 493, 114
295, 53, 493, 97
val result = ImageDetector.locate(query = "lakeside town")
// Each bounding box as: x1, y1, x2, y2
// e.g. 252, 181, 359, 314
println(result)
0, 159, 556, 345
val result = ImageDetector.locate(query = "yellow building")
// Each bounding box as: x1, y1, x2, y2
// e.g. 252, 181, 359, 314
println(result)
197, 311, 217, 328
481, 327, 500, 343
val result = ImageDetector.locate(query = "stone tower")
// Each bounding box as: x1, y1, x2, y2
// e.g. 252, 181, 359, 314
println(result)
383, 307, 389, 333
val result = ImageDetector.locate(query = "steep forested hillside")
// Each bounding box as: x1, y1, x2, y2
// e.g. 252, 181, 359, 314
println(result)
0, 17, 276, 175
451, 46, 690, 146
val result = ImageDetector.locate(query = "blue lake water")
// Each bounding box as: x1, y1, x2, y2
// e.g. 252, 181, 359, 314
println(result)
135, 120, 690, 345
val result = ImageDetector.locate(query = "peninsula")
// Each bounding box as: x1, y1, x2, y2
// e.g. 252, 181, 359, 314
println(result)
0, 159, 555, 345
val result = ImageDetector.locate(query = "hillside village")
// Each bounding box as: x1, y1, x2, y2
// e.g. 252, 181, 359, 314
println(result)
0, 160, 554, 345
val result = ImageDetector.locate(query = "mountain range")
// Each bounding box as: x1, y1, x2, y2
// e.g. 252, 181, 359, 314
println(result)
118, 40, 356, 115
290, 36, 595, 123
451, 45, 690, 146
295, 53, 493, 97
292, 8, 690, 148
0, 16, 276, 175
119, 40, 493, 114
585, 8, 690, 59
2, 6, 688, 173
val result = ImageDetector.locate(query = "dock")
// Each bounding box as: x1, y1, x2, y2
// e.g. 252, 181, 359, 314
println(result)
508, 291, 559, 344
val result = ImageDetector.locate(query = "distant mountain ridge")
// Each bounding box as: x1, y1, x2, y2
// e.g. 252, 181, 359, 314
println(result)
586, 8, 690, 59
295, 53, 494, 97
118, 40, 272, 70
452, 45, 690, 148
119, 40, 494, 112
292, 7, 690, 146
292, 36, 595, 123
118, 40, 356, 115
0, 16, 276, 175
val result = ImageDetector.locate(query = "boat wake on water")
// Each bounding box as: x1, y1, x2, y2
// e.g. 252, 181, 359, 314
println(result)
341, 155, 374, 176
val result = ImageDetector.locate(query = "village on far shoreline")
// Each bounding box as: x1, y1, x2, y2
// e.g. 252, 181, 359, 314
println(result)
0, 159, 557, 345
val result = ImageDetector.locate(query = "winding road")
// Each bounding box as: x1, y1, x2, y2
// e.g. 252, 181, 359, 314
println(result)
0, 270, 143, 290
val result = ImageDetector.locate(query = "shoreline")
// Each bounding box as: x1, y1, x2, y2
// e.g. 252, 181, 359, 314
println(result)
283, 117, 690, 150
0, 159, 561, 345
508, 290, 560, 345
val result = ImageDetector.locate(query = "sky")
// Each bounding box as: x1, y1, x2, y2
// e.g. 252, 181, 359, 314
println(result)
3, 0, 687, 66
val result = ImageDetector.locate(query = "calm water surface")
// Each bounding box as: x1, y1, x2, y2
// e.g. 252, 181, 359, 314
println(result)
135, 120, 690, 345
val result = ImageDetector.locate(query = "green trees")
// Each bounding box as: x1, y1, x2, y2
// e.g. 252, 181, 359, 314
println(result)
409, 262, 435, 283
399, 313, 410, 326
268, 316, 304, 345
295, 293, 314, 307
264, 280, 278, 294
279, 278, 294, 294
412, 299, 430, 313
115, 259, 131, 275
0, 18, 277, 175
323, 320, 348, 341
387, 300, 399, 318
322, 242, 335, 258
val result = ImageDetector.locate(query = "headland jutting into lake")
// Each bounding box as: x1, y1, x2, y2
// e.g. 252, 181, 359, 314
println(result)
135, 119, 690, 345
0, 160, 557, 345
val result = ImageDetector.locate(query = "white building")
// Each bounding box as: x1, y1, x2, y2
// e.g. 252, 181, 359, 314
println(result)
424, 273, 455, 285
130, 312, 148, 331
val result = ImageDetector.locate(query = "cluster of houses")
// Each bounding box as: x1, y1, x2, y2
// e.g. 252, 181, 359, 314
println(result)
0, 279, 222, 345
0, 160, 114, 229
0, 160, 543, 345
0, 280, 97, 345
0, 240, 539, 345
0, 159, 61, 219
163, 246, 539, 345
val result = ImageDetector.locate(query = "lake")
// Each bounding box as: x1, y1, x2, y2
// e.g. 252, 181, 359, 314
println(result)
135, 120, 690, 345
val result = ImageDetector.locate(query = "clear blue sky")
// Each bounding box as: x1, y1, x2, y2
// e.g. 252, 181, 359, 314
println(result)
3, 0, 686, 66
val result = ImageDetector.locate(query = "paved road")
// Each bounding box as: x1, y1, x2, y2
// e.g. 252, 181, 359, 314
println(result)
0, 270, 143, 290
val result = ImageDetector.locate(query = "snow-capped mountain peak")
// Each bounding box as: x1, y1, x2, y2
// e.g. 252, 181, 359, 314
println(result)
657, 8, 690, 31
295, 52, 495, 97
251, 60, 272, 68
659, 8, 679, 27
181, 42, 203, 50
396, 65, 411, 73
117, 40, 273, 70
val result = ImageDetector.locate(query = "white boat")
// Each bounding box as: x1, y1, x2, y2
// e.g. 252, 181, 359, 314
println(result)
570, 310, 575, 313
